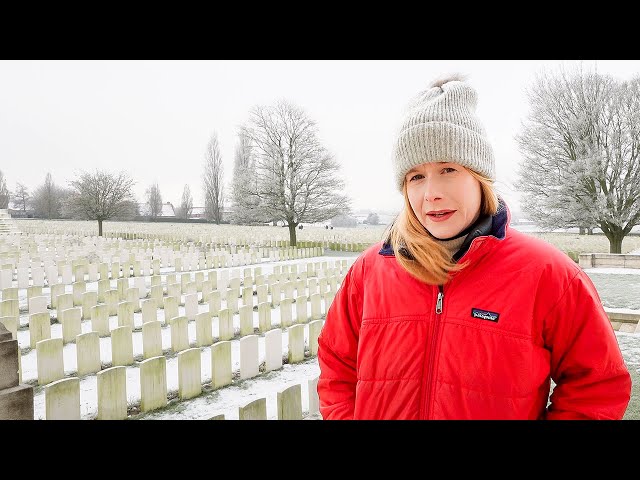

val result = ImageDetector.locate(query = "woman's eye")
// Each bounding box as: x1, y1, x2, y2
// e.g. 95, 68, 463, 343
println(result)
409, 174, 424, 182
442, 167, 456, 174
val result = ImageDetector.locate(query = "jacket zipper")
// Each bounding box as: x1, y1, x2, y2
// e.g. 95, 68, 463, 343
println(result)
423, 284, 444, 419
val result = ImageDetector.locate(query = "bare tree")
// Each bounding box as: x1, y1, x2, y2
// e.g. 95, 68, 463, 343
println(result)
145, 182, 163, 220
32, 172, 63, 219
516, 65, 640, 253
12, 182, 30, 213
0, 170, 9, 209
230, 131, 263, 224
239, 99, 351, 245
203, 132, 225, 224
177, 184, 193, 220
65, 170, 136, 236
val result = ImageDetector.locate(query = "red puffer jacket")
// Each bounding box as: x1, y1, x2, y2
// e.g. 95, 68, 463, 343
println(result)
317, 207, 631, 420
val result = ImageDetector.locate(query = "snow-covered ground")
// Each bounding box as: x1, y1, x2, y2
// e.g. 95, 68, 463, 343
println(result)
583, 267, 640, 310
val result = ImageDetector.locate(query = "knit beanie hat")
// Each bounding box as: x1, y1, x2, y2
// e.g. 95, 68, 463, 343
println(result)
392, 74, 495, 192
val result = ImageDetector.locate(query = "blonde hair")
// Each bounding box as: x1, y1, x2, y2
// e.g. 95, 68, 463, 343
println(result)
387, 168, 499, 285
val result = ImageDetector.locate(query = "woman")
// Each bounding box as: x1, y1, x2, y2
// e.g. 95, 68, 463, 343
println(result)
316, 74, 631, 420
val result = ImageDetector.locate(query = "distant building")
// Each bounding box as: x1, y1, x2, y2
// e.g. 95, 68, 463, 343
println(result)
161, 202, 176, 217
189, 206, 206, 219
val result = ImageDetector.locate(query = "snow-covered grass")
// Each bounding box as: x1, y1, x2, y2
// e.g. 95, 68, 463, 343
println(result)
585, 272, 640, 310
519, 231, 640, 256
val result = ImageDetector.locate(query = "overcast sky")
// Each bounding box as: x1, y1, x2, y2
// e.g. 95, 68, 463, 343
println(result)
2, 60, 639, 215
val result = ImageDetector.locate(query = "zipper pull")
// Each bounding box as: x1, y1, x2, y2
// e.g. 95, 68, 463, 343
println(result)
436, 287, 444, 314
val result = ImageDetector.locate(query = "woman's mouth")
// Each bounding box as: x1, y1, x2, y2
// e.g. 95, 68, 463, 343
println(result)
426, 210, 455, 222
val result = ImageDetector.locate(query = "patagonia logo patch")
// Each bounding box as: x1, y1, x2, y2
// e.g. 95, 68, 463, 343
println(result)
471, 308, 500, 322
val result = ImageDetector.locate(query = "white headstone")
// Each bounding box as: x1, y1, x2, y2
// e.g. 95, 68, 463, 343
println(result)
29, 295, 48, 314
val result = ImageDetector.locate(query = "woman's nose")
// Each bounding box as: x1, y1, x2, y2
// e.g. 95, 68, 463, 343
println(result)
423, 179, 442, 202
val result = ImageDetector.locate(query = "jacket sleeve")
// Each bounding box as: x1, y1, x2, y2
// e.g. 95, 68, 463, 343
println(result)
542, 268, 631, 420
316, 261, 363, 420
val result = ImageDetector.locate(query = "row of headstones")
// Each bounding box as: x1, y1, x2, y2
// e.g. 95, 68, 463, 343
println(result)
43, 370, 319, 420
17, 285, 334, 356
327, 242, 370, 252
0, 229, 315, 258
1, 270, 338, 313
0, 263, 343, 327
0, 260, 348, 305
25, 243, 319, 270
1, 237, 322, 257
3, 277, 335, 384
0, 246, 326, 289
12, 225, 329, 249
33, 273, 338, 322
34, 317, 322, 386
0, 239, 166, 264
2, 243, 325, 279
0, 243, 200, 268
3, 284, 336, 361
1, 234, 196, 251
0, 233, 325, 260
0, 231, 307, 250
0, 257, 347, 309
2, 227, 343, 255
37, 323, 322, 419
0, 259, 348, 347
0, 240, 356, 290
0, 241, 327, 274
0, 232, 324, 263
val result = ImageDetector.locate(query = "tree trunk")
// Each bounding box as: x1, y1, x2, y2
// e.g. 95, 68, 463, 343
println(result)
288, 222, 297, 246
587, 227, 593, 235
98, 219, 103, 237
579, 227, 585, 235
605, 230, 624, 254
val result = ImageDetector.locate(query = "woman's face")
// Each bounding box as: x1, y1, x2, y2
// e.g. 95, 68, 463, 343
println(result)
405, 162, 482, 239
